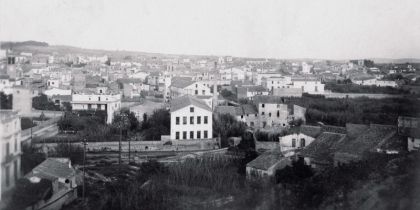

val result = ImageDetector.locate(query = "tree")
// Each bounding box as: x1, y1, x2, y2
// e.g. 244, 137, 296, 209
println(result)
32, 94, 60, 111
213, 114, 247, 147
140, 109, 170, 140
0, 91, 12, 109
220, 89, 237, 101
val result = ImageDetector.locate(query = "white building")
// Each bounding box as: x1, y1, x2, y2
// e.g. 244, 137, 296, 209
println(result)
47, 79, 60, 88
1, 110, 21, 201
44, 88, 72, 97
170, 77, 212, 98
290, 77, 325, 94
279, 125, 321, 152
262, 76, 292, 91
71, 87, 121, 124
170, 95, 213, 140
302, 62, 313, 74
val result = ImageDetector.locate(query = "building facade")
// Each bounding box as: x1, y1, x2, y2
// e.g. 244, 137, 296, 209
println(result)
0, 110, 21, 201
170, 95, 213, 140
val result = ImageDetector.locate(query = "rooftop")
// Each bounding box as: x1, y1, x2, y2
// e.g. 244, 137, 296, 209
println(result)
25, 158, 76, 181
247, 149, 285, 170
300, 132, 346, 163
170, 77, 194, 88
170, 95, 212, 112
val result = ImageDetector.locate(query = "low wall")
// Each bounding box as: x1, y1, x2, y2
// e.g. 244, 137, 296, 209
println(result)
20, 110, 64, 118
34, 138, 219, 152
21, 117, 60, 137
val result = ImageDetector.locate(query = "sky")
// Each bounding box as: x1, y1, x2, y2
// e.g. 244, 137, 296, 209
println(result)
1, 0, 420, 59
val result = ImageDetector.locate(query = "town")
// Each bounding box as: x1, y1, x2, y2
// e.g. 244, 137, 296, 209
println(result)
1, 1, 420, 210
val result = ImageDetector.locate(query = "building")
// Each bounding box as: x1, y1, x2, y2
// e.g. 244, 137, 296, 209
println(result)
19, 158, 78, 210
237, 86, 269, 100
262, 76, 292, 92
398, 116, 420, 152
12, 87, 33, 115
170, 77, 212, 98
246, 149, 291, 178
301, 62, 312, 74
290, 76, 325, 94
170, 95, 213, 140
257, 103, 306, 128
279, 125, 322, 152
0, 110, 21, 201
71, 87, 121, 124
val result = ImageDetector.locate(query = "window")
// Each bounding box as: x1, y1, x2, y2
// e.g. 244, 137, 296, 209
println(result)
204, 116, 208, 124
269, 112, 271, 117
190, 116, 194, 124
261, 112, 265, 115
202, 90, 205, 95
277, 111, 280, 117
6, 142, 10, 156
204, 131, 208, 138
5, 166, 10, 187
14, 135, 17, 152
292, 139, 296, 147
250, 122, 254, 126
195, 90, 198, 95
183, 117, 187, 124
301, 138, 306, 147
255, 114, 257, 117
190, 131, 194, 139
197, 131, 201, 139
14, 160, 18, 184
190, 107, 194, 112
262, 104, 265, 108
176, 132, 180, 139
176, 117, 180, 125
197, 116, 201, 124
183, 131, 187, 139
196, 84, 198, 88
98, 97, 101, 101
241, 115, 243, 119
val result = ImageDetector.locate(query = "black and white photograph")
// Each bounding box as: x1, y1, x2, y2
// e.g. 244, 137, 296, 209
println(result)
1, 0, 420, 209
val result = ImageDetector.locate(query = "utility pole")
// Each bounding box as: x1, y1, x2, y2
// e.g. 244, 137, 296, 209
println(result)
81, 138, 88, 202
128, 137, 132, 164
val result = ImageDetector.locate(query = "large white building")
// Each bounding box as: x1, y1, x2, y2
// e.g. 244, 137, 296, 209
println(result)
71, 87, 121, 124
290, 77, 325, 94
1, 110, 22, 201
170, 95, 213, 140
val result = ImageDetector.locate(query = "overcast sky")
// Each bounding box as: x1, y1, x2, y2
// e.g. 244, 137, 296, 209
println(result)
1, 0, 420, 59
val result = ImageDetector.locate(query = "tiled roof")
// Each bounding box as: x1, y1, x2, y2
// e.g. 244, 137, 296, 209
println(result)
170, 95, 212, 112
321, 125, 347, 134
300, 125, 322, 138
335, 124, 397, 155
345, 123, 369, 138
241, 104, 258, 115
215, 106, 237, 116
26, 158, 76, 180
247, 149, 285, 170
300, 132, 346, 163
376, 133, 406, 152
170, 77, 194, 88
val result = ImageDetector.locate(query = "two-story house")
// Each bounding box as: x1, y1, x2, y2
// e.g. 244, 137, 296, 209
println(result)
170, 95, 213, 140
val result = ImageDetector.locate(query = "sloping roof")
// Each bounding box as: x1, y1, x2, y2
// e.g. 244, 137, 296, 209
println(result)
170, 77, 194, 88
346, 123, 370, 138
26, 158, 75, 180
376, 133, 406, 152
335, 124, 397, 156
398, 116, 420, 138
170, 95, 212, 112
215, 106, 237, 116
321, 125, 347, 134
300, 125, 323, 138
300, 132, 346, 163
241, 104, 258, 115
247, 149, 285, 170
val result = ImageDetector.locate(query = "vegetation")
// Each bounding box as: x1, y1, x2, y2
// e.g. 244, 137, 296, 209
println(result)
273, 153, 419, 209
276, 95, 420, 126
213, 114, 247, 147
140, 108, 170, 140
21, 118, 36, 130
220, 89, 237, 101
32, 94, 60, 111
0, 91, 12, 109
325, 82, 410, 94
21, 144, 46, 174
